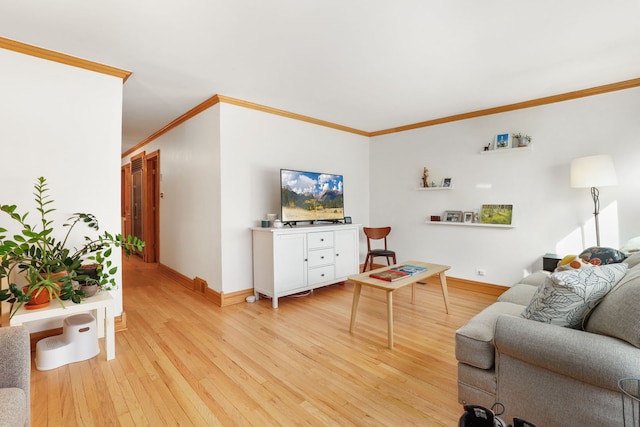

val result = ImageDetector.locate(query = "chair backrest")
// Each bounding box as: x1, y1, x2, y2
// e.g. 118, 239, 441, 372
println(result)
363, 227, 391, 251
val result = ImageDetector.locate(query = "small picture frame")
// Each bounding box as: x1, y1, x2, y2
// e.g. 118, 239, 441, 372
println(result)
430, 215, 441, 222
463, 211, 474, 223
494, 133, 511, 150
344, 216, 352, 224
443, 178, 452, 187
443, 210, 463, 222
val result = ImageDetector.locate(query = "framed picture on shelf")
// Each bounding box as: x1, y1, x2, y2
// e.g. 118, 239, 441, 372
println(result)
443, 178, 452, 187
481, 204, 513, 225
443, 210, 463, 222
463, 211, 473, 223
494, 133, 511, 150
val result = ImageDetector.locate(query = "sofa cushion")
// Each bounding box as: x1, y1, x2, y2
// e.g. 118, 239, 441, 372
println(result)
623, 251, 640, 270
516, 270, 550, 286
522, 263, 627, 328
0, 387, 27, 427
579, 246, 627, 266
455, 302, 525, 370
584, 262, 640, 347
498, 283, 538, 305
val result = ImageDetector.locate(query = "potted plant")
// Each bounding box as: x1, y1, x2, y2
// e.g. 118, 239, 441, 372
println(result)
75, 263, 101, 297
512, 133, 532, 147
0, 177, 144, 318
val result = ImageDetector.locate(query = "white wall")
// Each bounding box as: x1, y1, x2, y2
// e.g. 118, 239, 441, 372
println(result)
0, 48, 125, 313
219, 103, 370, 293
123, 103, 370, 294
370, 87, 640, 286
121, 106, 222, 291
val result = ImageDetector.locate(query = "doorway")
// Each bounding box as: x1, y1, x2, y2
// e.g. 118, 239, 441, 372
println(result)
123, 150, 160, 263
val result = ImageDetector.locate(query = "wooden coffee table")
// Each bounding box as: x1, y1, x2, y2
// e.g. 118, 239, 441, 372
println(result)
348, 261, 451, 349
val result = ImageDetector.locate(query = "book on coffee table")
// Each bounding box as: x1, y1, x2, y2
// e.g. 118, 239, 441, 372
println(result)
392, 264, 427, 275
369, 269, 409, 282
369, 264, 428, 281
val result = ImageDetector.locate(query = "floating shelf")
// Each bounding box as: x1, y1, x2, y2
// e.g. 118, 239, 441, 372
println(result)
479, 146, 532, 155
417, 186, 453, 191
427, 221, 515, 229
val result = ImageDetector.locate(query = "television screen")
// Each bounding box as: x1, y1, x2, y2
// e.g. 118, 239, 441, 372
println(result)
280, 169, 344, 223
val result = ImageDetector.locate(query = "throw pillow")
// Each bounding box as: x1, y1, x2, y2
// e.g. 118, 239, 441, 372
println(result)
555, 254, 592, 271
579, 246, 627, 266
584, 264, 640, 347
522, 263, 628, 328
620, 236, 640, 254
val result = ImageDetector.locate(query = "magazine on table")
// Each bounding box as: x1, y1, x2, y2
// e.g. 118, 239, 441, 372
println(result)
369, 264, 427, 281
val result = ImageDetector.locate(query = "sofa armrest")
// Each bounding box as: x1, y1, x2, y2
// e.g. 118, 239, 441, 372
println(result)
494, 315, 639, 392
0, 326, 30, 426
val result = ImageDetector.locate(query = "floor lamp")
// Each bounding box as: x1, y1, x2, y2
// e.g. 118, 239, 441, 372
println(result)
570, 154, 618, 246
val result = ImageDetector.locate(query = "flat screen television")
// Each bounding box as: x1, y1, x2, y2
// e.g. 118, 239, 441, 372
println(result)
280, 169, 344, 224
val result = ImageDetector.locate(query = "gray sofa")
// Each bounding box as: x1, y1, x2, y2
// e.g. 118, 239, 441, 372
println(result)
456, 251, 640, 426
0, 326, 30, 427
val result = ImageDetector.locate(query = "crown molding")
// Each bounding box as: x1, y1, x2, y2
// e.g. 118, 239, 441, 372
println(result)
122, 95, 222, 158
369, 77, 640, 136
0, 36, 131, 82
124, 77, 640, 158
216, 95, 370, 137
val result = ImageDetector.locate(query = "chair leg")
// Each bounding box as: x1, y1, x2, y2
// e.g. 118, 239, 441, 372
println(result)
363, 255, 370, 272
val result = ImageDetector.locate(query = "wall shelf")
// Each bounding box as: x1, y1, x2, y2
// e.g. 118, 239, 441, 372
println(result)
417, 186, 453, 191
427, 221, 515, 229
479, 145, 532, 155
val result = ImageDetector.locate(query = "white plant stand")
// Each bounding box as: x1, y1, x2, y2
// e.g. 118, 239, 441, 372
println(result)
10, 292, 115, 360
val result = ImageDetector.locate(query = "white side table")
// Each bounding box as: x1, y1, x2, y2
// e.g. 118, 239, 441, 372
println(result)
10, 292, 115, 360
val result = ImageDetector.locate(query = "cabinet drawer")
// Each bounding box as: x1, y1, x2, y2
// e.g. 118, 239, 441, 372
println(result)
308, 248, 334, 267
307, 231, 334, 249
307, 265, 335, 285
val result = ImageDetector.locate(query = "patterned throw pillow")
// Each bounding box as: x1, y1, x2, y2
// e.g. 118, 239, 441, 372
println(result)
579, 246, 627, 266
522, 263, 628, 328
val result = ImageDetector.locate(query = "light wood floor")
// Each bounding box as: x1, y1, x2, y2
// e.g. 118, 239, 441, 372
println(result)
30, 257, 497, 426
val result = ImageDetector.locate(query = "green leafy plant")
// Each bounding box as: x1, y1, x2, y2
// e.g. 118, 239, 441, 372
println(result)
0, 177, 144, 317
512, 133, 532, 143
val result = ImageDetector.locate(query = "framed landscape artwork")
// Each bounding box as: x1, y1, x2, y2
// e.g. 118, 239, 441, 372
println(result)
480, 204, 513, 225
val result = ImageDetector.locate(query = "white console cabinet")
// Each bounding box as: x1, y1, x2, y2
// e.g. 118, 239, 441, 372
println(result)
252, 224, 360, 308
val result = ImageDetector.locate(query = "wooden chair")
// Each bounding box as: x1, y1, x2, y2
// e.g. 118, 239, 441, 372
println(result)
362, 227, 396, 272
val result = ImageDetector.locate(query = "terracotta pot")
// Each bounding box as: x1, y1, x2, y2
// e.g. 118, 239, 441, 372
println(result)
24, 271, 67, 310
24, 286, 52, 310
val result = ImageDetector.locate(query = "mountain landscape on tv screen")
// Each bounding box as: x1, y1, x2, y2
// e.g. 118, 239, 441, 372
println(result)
280, 170, 344, 221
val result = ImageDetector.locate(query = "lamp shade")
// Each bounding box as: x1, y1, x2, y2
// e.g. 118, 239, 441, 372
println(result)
570, 155, 618, 188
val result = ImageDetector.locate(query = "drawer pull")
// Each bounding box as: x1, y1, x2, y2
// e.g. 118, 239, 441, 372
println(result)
320, 238, 324, 241
321, 273, 325, 277
321, 256, 324, 259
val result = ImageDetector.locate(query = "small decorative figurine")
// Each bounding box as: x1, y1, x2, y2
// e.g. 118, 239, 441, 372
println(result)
422, 167, 430, 188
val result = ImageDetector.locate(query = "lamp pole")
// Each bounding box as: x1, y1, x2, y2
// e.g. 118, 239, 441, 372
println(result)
591, 186, 601, 246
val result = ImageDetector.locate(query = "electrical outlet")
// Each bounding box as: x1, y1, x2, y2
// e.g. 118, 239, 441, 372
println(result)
476, 269, 486, 276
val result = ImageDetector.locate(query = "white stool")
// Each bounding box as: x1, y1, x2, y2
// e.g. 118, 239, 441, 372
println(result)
35, 313, 100, 370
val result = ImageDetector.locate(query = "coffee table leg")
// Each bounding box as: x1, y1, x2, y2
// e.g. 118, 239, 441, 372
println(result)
387, 290, 394, 349
439, 272, 451, 314
411, 282, 415, 304
349, 283, 362, 333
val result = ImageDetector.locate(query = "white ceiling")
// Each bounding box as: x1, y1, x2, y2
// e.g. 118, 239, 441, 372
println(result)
3, 1, 640, 153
